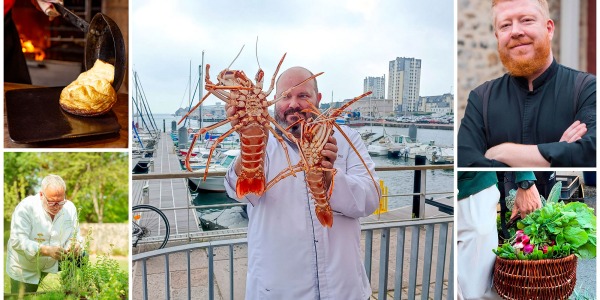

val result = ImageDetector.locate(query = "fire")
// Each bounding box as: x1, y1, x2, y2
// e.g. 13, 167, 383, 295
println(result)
20, 39, 45, 61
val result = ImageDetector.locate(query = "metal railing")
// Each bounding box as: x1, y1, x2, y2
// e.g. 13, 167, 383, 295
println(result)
131, 164, 454, 244
132, 216, 453, 300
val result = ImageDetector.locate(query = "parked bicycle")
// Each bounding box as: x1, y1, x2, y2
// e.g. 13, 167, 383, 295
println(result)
132, 204, 170, 253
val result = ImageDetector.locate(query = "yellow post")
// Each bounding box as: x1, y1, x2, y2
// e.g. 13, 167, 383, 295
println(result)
374, 179, 388, 215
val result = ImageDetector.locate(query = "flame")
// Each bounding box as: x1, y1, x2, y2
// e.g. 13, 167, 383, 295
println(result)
20, 39, 45, 61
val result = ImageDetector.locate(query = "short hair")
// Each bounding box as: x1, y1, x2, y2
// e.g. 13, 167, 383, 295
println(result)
275, 67, 319, 96
492, 0, 550, 29
41, 174, 66, 193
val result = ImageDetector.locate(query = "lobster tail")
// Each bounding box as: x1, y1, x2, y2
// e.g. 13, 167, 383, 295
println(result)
236, 175, 266, 198
315, 207, 333, 228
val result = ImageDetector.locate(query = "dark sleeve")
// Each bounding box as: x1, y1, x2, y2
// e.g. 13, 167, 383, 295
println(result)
538, 78, 596, 167
457, 90, 509, 167
515, 171, 536, 182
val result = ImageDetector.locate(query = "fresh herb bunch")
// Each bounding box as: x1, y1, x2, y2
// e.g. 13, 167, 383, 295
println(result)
493, 182, 596, 260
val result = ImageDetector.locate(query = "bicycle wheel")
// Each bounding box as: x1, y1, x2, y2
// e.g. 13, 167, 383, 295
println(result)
132, 204, 170, 253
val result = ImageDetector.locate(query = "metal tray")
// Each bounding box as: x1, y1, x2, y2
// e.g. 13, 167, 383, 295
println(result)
6, 87, 120, 143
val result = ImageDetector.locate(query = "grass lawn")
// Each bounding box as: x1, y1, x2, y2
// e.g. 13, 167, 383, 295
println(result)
4, 252, 128, 295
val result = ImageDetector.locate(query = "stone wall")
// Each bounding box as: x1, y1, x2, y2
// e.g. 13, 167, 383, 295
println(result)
457, 0, 590, 125
80, 223, 128, 256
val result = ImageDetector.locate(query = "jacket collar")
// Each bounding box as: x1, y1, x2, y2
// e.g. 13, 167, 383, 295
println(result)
511, 58, 558, 91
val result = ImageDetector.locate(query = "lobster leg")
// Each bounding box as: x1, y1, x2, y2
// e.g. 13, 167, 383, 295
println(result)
178, 92, 213, 125
265, 114, 307, 166
300, 91, 381, 199
265, 164, 304, 191
206, 87, 233, 103
201, 124, 244, 181
198, 115, 241, 135
210, 85, 253, 90
331, 91, 372, 118
184, 133, 200, 172
263, 53, 287, 96
267, 72, 325, 106
266, 125, 298, 177
331, 122, 381, 199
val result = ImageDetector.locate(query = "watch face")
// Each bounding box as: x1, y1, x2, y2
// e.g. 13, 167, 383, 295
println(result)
520, 181, 532, 189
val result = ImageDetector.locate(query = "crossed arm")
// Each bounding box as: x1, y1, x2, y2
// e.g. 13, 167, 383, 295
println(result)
484, 121, 587, 167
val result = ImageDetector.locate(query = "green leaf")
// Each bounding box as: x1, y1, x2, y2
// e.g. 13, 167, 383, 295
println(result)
547, 182, 562, 203
576, 242, 596, 259
564, 226, 588, 248
587, 233, 596, 246
540, 203, 556, 219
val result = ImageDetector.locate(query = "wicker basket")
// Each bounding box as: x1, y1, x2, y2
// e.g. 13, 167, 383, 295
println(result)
493, 254, 577, 300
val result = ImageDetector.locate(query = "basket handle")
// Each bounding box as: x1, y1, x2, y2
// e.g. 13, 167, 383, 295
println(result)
505, 215, 521, 229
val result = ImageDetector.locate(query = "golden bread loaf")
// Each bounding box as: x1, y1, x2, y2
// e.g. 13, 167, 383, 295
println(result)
60, 59, 117, 116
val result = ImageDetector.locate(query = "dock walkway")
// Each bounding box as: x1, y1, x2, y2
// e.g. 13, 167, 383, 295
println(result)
133, 132, 200, 239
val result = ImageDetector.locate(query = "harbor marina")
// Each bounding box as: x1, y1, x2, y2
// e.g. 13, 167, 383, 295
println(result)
135, 120, 453, 235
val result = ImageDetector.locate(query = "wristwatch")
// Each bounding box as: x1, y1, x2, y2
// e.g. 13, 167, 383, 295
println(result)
518, 180, 536, 190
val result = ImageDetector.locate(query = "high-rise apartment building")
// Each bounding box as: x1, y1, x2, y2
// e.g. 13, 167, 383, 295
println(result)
388, 57, 421, 112
363, 75, 385, 99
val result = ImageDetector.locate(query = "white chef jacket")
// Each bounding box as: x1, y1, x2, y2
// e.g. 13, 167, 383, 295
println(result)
225, 125, 380, 300
6, 194, 82, 284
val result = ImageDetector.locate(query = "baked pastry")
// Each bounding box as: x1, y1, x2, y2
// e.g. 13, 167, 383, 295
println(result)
60, 59, 117, 116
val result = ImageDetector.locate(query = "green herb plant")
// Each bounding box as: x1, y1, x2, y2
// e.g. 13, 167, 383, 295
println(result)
58, 229, 128, 299
493, 182, 596, 260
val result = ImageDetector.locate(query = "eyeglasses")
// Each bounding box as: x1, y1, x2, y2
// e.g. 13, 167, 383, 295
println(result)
42, 193, 66, 207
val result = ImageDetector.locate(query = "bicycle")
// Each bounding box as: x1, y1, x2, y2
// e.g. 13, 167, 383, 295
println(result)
132, 204, 170, 253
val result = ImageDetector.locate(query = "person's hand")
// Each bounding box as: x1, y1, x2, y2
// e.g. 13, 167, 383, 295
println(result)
67, 242, 82, 256
40, 245, 66, 260
322, 135, 338, 191
31, 0, 63, 21
225, 101, 240, 128
321, 135, 338, 168
511, 184, 542, 219
559, 120, 587, 143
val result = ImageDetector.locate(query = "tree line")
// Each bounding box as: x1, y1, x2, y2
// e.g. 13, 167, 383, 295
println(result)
4, 152, 128, 224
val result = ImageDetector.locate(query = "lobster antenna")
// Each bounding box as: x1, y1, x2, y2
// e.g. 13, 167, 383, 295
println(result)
255, 36, 261, 70
227, 44, 245, 70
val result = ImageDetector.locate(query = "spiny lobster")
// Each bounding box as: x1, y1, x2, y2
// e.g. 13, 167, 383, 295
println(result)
266, 90, 381, 227
178, 49, 323, 198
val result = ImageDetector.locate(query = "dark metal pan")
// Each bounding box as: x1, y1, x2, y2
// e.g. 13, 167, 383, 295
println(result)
54, 3, 126, 91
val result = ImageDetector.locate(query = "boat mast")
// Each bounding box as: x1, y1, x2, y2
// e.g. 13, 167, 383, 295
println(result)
189, 60, 192, 129
199, 51, 204, 142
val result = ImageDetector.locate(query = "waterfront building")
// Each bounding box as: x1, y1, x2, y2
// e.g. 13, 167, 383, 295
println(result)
176, 102, 227, 119
388, 57, 421, 113
420, 93, 454, 115
363, 75, 385, 99
347, 97, 395, 118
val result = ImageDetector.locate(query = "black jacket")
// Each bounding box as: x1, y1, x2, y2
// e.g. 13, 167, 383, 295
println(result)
458, 60, 596, 167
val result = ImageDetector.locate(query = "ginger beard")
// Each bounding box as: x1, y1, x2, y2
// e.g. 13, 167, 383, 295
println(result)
498, 32, 552, 77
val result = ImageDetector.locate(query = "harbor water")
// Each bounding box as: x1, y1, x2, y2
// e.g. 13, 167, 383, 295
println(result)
147, 113, 454, 228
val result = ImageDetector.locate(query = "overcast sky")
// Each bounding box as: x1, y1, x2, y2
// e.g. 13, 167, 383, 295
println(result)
131, 0, 454, 114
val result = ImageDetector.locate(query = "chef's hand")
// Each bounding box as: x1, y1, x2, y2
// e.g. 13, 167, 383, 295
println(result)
322, 136, 338, 191
225, 101, 240, 128
40, 245, 66, 260
559, 120, 587, 143
68, 242, 82, 256
511, 184, 542, 220
31, 0, 63, 21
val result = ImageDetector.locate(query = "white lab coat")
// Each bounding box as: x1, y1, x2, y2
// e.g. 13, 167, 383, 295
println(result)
6, 194, 82, 284
225, 125, 380, 300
